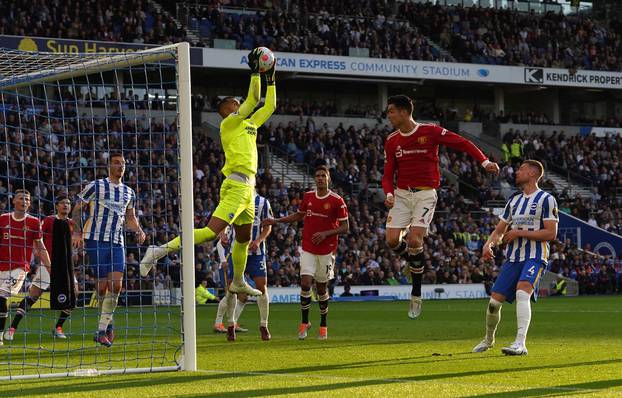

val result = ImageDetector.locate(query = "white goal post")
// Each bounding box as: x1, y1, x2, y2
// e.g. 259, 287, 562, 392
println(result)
0, 42, 195, 379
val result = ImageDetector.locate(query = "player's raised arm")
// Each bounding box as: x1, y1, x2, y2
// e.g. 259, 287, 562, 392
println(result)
435, 126, 500, 175
236, 49, 263, 119
250, 61, 277, 127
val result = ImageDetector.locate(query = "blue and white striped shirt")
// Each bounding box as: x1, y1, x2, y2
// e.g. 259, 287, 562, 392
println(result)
222, 194, 272, 258
78, 178, 136, 246
500, 189, 558, 263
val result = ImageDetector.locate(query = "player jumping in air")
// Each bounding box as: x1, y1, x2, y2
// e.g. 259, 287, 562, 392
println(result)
382, 95, 499, 319
472, 160, 558, 355
140, 49, 276, 304
5, 195, 76, 341
263, 165, 349, 340
0, 190, 51, 346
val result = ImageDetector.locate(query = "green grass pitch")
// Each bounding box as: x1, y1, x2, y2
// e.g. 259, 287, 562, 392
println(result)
0, 296, 620, 397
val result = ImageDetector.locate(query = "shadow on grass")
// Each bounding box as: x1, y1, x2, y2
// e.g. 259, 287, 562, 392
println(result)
178, 358, 622, 398
171, 376, 622, 398
3, 358, 620, 397
0, 373, 228, 396
462, 378, 622, 398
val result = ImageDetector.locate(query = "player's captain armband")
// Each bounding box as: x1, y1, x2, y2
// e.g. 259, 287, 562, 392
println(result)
481, 159, 491, 168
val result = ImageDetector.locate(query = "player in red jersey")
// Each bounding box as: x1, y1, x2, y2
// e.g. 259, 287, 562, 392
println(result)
0, 190, 51, 345
4, 196, 76, 342
263, 165, 349, 340
382, 95, 499, 318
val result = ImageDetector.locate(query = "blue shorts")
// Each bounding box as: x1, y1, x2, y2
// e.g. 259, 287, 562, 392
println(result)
244, 255, 267, 279
492, 259, 546, 303
85, 240, 126, 278
219, 254, 265, 288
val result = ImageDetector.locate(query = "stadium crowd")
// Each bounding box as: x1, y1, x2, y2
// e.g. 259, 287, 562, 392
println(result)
0, 89, 620, 296
182, 0, 620, 71
0, 0, 190, 45
3, 0, 617, 71
502, 129, 622, 235
261, 117, 621, 292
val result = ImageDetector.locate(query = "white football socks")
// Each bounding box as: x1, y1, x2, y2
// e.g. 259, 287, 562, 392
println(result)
258, 288, 269, 327
226, 291, 237, 327
98, 291, 120, 331
515, 290, 532, 346
233, 299, 246, 324
485, 298, 502, 343
214, 293, 228, 325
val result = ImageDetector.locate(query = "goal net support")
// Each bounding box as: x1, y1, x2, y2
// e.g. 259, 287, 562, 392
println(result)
0, 43, 195, 379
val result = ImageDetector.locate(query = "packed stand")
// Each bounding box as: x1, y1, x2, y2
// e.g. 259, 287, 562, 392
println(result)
0, 0, 192, 45
180, 1, 619, 71
1, 92, 619, 294
2, 0, 619, 72
181, 1, 446, 60
550, 241, 621, 295
0, 88, 180, 294
502, 129, 622, 235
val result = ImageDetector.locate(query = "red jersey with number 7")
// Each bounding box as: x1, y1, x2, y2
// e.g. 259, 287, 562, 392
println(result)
0, 213, 43, 272
298, 190, 348, 255
382, 123, 487, 194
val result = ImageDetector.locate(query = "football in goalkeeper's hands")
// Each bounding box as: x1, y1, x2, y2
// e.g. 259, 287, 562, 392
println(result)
256, 47, 276, 72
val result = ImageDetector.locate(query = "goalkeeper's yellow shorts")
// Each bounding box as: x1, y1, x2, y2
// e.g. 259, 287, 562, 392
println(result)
212, 178, 255, 226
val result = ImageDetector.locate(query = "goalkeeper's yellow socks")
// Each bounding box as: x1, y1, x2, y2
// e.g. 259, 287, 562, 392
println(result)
230, 240, 250, 285
162, 226, 217, 252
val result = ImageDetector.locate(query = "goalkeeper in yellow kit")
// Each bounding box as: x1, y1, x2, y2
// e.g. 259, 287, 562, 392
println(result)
140, 49, 276, 297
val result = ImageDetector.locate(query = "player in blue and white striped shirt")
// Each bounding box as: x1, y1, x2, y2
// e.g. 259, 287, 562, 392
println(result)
213, 194, 273, 340
473, 160, 558, 356
72, 153, 146, 347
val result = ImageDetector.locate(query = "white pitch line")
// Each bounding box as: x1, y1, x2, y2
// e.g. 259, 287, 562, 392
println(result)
195, 368, 620, 395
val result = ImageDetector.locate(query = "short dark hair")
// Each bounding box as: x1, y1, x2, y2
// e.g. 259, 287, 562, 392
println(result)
14, 189, 30, 197
55, 194, 70, 203
315, 165, 330, 176
109, 152, 125, 162
217, 96, 236, 112
387, 95, 414, 115
523, 159, 544, 181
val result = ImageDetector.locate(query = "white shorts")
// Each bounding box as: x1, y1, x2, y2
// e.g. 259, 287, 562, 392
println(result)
300, 250, 336, 283
0, 269, 27, 297
32, 266, 51, 291
386, 188, 437, 230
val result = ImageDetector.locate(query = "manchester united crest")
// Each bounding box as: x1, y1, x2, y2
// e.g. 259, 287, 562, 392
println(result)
417, 136, 428, 144
323, 203, 331, 210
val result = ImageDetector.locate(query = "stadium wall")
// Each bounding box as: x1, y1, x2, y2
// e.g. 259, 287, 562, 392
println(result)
559, 212, 621, 259
269, 284, 488, 303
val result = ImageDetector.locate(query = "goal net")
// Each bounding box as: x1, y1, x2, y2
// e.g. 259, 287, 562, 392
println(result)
0, 43, 196, 379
